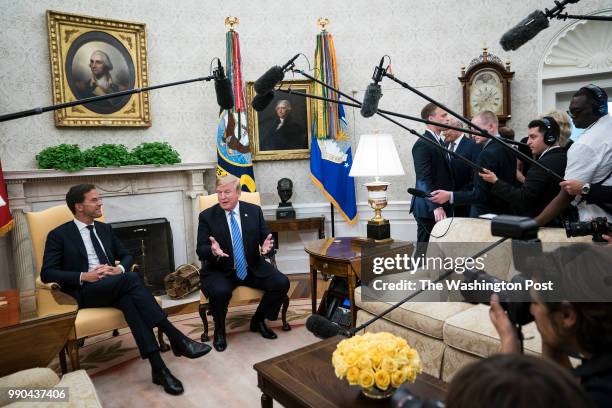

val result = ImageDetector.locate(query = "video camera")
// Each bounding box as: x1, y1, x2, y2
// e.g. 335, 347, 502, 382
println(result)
564, 217, 609, 242
460, 215, 541, 326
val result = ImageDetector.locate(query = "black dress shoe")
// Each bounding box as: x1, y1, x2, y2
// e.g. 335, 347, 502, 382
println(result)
213, 329, 227, 352
170, 336, 212, 359
152, 368, 184, 395
250, 320, 278, 339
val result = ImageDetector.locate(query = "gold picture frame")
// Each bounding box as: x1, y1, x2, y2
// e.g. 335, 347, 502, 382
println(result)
246, 80, 314, 161
47, 10, 151, 127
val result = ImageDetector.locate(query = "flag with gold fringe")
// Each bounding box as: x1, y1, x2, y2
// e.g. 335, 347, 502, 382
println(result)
216, 20, 256, 192
0, 160, 13, 237
310, 29, 357, 224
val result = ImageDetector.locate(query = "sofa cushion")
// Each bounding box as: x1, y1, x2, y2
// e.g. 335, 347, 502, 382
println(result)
0, 368, 59, 406
356, 286, 476, 339
443, 304, 542, 358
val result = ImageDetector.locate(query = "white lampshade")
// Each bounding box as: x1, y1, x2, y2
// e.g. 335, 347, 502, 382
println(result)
349, 134, 405, 178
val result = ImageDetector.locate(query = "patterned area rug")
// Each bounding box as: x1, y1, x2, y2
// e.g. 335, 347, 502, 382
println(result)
50, 299, 313, 376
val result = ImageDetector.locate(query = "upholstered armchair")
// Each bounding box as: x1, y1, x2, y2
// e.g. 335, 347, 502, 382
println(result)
197, 192, 290, 342
25, 205, 167, 373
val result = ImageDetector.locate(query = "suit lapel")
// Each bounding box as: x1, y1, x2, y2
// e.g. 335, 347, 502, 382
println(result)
68, 222, 88, 262
93, 221, 113, 262
239, 201, 252, 256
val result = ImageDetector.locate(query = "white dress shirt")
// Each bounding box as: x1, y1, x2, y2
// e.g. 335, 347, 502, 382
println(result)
74, 219, 124, 283
224, 202, 243, 242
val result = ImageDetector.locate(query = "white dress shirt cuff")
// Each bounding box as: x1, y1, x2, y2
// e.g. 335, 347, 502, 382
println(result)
450, 192, 454, 204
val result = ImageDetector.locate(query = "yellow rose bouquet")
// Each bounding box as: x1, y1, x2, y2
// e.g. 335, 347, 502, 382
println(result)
332, 332, 422, 398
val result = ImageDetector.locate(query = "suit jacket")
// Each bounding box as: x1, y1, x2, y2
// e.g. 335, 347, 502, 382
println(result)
490, 146, 567, 219
454, 138, 517, 216
451, 136, 482, 192
197, 201, 275, 286
41, 220, 133, 302
409, 130, 455, 219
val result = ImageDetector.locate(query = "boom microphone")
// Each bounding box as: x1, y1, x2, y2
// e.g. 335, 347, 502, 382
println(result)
214, 60, 234, 110
305, 315, 350, 339
360, 57, 386, 118
254, 54, 300, 95
251, 92, 275, 112
500, 10, 550, 51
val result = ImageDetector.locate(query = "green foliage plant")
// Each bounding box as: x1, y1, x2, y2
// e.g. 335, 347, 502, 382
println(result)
131, 142, 181, 165
83, 144, 142, 167
35, 144, 85, 172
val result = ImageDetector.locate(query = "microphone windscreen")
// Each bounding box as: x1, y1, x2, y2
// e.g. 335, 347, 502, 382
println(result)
252, 92, 275, 112
360, 83, 382, 118
407, 188, 431, 198
500, 10, 549, 51
305, 315, 341, 339
215, 77, 234, 110
254, 66, 284, 95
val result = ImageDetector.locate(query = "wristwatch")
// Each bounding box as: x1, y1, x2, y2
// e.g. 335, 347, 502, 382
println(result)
581, 183, 590, 195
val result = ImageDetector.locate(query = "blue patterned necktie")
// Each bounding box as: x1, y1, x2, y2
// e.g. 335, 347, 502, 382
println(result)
229, 210, 247, 280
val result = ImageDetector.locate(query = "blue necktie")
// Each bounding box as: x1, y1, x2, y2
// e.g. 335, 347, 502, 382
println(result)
229, 210, 247, 280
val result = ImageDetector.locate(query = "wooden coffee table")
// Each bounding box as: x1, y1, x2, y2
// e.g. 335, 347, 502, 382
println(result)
254, 336, 447, 408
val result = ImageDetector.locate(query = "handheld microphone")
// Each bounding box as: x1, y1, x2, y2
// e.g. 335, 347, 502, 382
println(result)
251, 91, 275, 112
214, 60, 234, 110
305, 315, 351, 339
500, 10, 550, 51
407, 188, 433, 198
254, 54, 301, 95
360, 57, 386, 118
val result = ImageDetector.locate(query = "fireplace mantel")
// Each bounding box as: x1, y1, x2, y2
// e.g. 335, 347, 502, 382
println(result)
2, 162, 216, 291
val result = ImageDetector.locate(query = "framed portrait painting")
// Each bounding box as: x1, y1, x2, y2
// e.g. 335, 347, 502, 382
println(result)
246, 80, 314, 161
47, 11, 151, 127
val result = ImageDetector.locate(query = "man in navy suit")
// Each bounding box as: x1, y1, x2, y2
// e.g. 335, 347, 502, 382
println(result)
196, 175, 290, 352
442, 118, 481, 217
431, 111, 516, 217
42, 184, 211, 395
409, 103, 454, 244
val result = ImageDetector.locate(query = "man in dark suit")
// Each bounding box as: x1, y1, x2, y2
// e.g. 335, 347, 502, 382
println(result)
41, 184, 211, 395
443, 118, 481, 217
196, 175, 290, 352
431, 111, 516, 217
260, 99, 308, 151
409, 103, 454, 243
479, 117, 567, 225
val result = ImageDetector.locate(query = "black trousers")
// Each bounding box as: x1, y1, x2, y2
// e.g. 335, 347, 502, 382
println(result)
204, 269, 290, 327
79, 272, 166, 358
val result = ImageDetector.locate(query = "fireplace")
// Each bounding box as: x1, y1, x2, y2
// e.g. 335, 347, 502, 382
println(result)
111, 218, 175, 296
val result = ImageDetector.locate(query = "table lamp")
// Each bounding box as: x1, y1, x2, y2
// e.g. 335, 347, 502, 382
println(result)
349, 133, 405, 243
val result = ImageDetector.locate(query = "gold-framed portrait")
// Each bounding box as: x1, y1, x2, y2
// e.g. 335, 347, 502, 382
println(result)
46, 10, 151, 127
246, 80, 314, 161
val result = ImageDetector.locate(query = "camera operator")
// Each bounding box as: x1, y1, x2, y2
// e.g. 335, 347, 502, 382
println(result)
536, 85, 612, 226
479, 117, 566, 226
489, 244, 612, 408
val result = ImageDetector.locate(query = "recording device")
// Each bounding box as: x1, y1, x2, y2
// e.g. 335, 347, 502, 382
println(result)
305, 314, 351, 338
407, 188, 433, 198
499, 1, 581, 51
213, 59, 234, 110
564, 217, 610, 242
251, 92, 274, 112
460, 215, 541, 326
360, 57, 386, 118
253, 54, 300, 95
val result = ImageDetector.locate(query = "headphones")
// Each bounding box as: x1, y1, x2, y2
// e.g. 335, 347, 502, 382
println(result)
581, 84, 609, 117
541, 117, 559, 146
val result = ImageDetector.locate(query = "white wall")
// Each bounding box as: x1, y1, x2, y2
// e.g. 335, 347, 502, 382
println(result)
2, 0, 609, 207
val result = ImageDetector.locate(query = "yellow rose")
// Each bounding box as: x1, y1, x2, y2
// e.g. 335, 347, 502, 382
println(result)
370, 351, 383, 368
344, 350, 359, 366
358, 369, 375, 389
346, 366, 361, 386
381, 340, 397, 356
374, 369, 391, 391
357, 354, 372, 370
381, 356, 398, 373
334, 361, 348, 379
391, 370, 406, 388
396, 337, 408, 348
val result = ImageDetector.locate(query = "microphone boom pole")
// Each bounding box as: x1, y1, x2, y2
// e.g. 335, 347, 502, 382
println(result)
381, 71, 564, 182
1, 74, 218, 123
